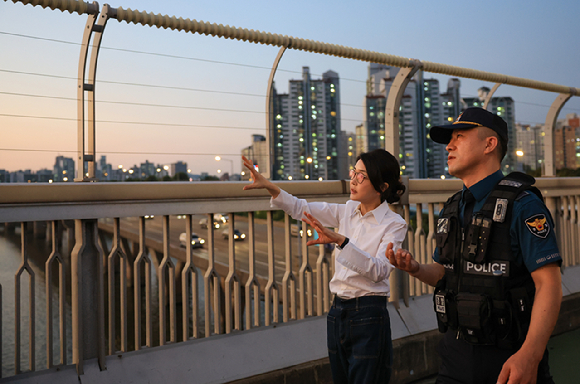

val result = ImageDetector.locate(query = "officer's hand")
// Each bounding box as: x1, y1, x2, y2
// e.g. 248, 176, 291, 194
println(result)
496, 349, 539, 384
386, 243, 420, 276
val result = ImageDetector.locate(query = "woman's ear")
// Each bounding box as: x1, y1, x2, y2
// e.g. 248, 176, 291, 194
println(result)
380, 182, 389, 193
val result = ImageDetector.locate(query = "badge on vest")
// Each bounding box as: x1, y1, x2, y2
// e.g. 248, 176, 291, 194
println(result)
464, 261, 510, 276
493, 198, 508, 223
437, 218, 449, 234
435, 293, 446, 314
525, 214, 550, 238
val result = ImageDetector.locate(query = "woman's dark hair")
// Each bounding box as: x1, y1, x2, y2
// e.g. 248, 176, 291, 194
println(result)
357, 149, 406, 204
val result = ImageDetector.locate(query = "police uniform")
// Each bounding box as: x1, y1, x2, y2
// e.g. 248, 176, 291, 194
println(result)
432, 170, 561, 384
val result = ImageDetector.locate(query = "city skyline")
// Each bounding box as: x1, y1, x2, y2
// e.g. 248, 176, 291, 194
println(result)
1, 0, 580, 175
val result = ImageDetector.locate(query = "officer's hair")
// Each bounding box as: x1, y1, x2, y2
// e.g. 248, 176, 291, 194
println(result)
478, 127, 507, 162
357, 149, 406, 204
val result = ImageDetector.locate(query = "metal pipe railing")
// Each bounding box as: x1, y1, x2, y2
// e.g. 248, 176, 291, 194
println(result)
2, 180, 580, 379
6, 0, 99, 15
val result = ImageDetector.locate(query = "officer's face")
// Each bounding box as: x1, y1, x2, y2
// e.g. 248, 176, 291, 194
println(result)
446, 128, 487, 179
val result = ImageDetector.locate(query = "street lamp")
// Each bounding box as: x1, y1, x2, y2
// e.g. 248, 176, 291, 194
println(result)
516, 150, 524, 172
215, 156, 233, 177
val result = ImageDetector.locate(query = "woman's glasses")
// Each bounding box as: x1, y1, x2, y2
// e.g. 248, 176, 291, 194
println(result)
349, 169, 368, 184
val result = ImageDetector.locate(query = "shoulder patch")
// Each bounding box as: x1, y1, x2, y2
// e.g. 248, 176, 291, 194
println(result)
499, 179, 522, 188
525, 214, 550, 238
516, 191, 530, 201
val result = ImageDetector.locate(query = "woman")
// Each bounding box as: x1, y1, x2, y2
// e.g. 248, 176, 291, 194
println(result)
243, 149, 406, 384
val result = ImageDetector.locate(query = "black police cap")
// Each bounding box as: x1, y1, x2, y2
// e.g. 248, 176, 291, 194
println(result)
429, 107, 508, 145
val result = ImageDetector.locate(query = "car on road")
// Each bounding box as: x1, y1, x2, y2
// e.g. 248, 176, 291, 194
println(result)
179, 232, 205, 248
215, 213, 229, 224
222, 228, 246, 241
290, 223, 314, 238
199, 218, 221, 229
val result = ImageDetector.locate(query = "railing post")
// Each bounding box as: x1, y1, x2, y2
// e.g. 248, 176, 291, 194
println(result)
76, 2, 107, 181
482, 82, 503, 110
265, 41, 291, 179
543, 93, 574, 177
70, 219, 106, 375
384, 60, 423, 158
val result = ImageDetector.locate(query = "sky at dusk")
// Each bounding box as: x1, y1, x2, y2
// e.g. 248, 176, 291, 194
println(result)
1, 0, 580, 176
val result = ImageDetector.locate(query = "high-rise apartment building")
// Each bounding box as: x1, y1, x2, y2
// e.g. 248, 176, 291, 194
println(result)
171, 161, 188, 177
140, 160, 156, 179
463, 88, 516, 173
363, 64, 447, 179
515, 123, 544, 172
343, 131, 357, 170
53, 156, 75, 182
271, 67, 344, 180
554, 113, 580, 170
241, 134, 268, 181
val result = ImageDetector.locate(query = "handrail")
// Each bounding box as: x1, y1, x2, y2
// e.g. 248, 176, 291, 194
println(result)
105, 6, 580, 96
7, 0, 579, 96
6, 0, 99, 15
2, 178, 580, 205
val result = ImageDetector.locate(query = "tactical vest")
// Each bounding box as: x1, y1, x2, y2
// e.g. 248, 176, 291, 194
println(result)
433, 172, 542, 349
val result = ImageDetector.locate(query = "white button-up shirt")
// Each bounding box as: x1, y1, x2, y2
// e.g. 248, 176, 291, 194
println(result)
271, 189, 407, 298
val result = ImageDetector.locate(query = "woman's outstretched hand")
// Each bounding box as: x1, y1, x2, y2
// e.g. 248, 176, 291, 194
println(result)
302, 212, 345, 247
242, 155, 280, 198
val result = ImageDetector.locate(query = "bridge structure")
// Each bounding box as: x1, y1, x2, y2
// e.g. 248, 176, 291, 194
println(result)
1, 1, 580, 383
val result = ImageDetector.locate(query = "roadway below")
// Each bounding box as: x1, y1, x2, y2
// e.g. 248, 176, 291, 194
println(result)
98, 213, 331, 297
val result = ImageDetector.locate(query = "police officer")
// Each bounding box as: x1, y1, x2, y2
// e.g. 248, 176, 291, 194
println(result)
386, 107, 562, 384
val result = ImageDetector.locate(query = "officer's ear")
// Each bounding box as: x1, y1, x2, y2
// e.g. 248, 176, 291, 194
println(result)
484, 136, 498, 155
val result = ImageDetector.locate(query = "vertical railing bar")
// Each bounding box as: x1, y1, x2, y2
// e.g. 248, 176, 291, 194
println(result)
158, 216, 167, 345
107, 218, 117, 354
46, 223, 55, 368
224, 213, 241, 333
299, 221, 314, 318
204, 214, 221, 336
58, 227, 66, 367
46, 221, 66, 367
182, 214, 198, 340
107, 221, 128, 353
413, 204, 423, 295
264, 211, 279, 325
119, 232, 127, 353
426, 203, 436, 294
159, 215, 176, 344
282, 214, 296, 322
15, 222, 35, 374
562, 196, 570, 268
576, 195, 580, 266
315, 242, 329, 316
245, 212, 260, 329
570, 196, 578, 266
134, 217, 152, 349
404, 205, 415, 298
133, 217, 143, 350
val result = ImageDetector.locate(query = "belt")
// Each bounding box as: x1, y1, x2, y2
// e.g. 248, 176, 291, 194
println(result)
332, 295, 389, 309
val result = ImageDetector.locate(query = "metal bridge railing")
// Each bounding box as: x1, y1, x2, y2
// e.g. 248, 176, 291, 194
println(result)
1, 178, 580, 377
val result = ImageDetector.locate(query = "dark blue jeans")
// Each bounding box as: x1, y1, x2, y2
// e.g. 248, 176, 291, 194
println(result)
327, 296, 392, 384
